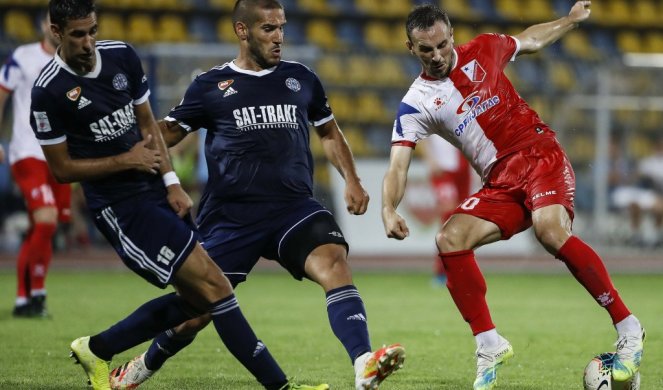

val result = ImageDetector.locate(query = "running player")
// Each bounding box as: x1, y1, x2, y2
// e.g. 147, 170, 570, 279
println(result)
109, 1, 404, 390
0, 12, 69, 317
382, 2, 644, 389
31, 1, 326, 389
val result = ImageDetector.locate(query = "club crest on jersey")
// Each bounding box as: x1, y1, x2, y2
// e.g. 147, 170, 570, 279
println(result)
66, 87, 81, 101
461, 59, 486, 82
112, 73, 129, 90
218, 79, 234, 90
285, 77, 301, 92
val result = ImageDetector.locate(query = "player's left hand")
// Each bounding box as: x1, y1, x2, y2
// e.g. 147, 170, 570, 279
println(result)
345, 180, 369, 215
568, 0, 591, 23
166, 184, 193, 218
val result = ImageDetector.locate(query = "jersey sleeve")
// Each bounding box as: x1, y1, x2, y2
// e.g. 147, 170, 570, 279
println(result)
475, 33, 519, 69
30, 86, 67, 145
165, 77, 207, 132
123, 44, 150, 104
307, 72, 333, 127
391, 93, 431, 148
0, 50, 21, 92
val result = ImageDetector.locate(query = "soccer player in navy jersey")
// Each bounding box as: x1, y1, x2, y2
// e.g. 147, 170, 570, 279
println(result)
109, 1, 404, 389
382, 2, 644, 389
30, 1, 326, 389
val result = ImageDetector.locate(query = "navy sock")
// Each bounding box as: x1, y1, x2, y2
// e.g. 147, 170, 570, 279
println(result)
144, 329, 196, 370
209, 294, 287, 389
326, 285, 371, 363
89, 293, 194, 361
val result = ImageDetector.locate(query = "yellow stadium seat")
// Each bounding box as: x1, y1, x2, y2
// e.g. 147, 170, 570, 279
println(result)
452, 25, 476, 45
343, 127, 375, 157
439, 0, 480, 20
306, 19, 342, 50
4, 10, 37, 43
158, 15, 190, 42
346, 55, 373, 86
297, 0, 336, 15
562, 30, 601, 60
98, 13, 126, 41
355, 0, 380, 16
209, 0, 235, 10
548, 61, 575, 92
355, 91, 388, 124
217, 17, 236, 43
316, 56, 345, 85
632, 1, 661, 27
628, 134, 653, 159
382, 0, 410, 17
616, 31, 643, 54
566, 134, 595, 163
372, 56, 407, 87
126, 14, 156, 44
521, 0, 555, 22
603, 0, 630, 26
495, 0, 521, 21
364, 21, 394, 52
327, 91, 354, 122
642, 31, 663, 54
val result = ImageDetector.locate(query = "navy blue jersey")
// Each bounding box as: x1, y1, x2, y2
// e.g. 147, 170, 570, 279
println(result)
30, 40, 162, 210
166, 60, 333, 228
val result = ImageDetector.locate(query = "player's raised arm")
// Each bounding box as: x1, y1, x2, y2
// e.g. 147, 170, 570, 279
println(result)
315, 119, 369, 215
381, 145, 414, 240
158, 119, 188, 147
515, 0, 591, 55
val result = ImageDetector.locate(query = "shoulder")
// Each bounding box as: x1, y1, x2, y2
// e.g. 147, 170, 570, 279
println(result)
6, 42, 41, 64
193, 62, 234, 86
278, 60, 318, 78
463, 33, 515, 50
33, 58, 62, 90
96, 40, 138, 60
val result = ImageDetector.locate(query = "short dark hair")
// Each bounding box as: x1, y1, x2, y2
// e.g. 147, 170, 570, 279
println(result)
405, 4, 451, 42
232, 0, 283, 26
49, 0, 96, 30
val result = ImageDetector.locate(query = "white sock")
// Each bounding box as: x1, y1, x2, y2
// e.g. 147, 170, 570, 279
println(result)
354, 351, 371, 373
475, 328, 500, 349
615, 314, 641, 334
15, 296, 29, 306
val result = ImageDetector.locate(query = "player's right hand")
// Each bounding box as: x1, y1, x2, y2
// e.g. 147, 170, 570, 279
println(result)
382, 210, 410, 240
127, 134, 162, 174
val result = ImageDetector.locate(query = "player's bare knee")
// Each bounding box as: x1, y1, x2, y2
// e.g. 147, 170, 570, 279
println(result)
436, 225, 469, 252
306, 248, 352, 290
534, 226, 569, 254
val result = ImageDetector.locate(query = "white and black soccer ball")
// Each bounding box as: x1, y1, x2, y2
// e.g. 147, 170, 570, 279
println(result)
583, 352, 640, 390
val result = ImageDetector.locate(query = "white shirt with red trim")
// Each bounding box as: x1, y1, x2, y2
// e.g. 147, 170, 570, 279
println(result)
392, 33, 556, 181
0, 41, 53, 164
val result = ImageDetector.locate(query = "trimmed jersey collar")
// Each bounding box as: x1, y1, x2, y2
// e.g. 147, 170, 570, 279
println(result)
229, 60, 278, 76
54, 47, 102, 78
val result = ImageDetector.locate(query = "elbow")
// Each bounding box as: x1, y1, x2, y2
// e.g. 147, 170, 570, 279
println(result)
49, 165, 75, 184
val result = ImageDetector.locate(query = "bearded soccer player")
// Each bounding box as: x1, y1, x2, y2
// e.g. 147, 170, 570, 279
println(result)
31, 1, 327, 389
382, 2, 644, 389
108, 1, 404, 389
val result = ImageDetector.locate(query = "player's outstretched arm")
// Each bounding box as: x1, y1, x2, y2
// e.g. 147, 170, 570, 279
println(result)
315, 119, 369, 215
515, 0, 591, 55
382, 145, 413, 240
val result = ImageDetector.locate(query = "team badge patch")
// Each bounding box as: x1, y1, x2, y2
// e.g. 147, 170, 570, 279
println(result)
433, 95, 448, 110
285, 77, 301, 92
66, 87, 81, 101
461, 59, 486, 82
112, 73, 129, 90
218, 79, 234, 90
33, 111, 52, 133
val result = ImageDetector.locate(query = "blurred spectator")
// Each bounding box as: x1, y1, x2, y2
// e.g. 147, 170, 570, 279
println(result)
611, 135, 663, 247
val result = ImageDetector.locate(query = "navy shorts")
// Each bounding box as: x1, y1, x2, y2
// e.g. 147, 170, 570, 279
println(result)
93, 191, 198, 288
202, 197, 348, 286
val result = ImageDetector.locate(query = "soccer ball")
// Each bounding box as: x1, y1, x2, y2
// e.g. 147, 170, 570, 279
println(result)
583, 352, 640, 390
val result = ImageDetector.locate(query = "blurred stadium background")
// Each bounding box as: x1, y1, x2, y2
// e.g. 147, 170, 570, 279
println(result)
1, 0, 663, 272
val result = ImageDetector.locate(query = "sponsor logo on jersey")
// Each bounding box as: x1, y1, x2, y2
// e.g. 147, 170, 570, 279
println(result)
78, 96, 92, 109
531, 190, 557, 201
33, 111, 52, 133
233, 104, 298, 131
433, 95, 448, 110
66, 87, 81, 101
461, 59, 486, 82
453, 92, 500, 136
223, 86, 238, 98
89, 103, 136, 142
285, 77, 301, 92
218, 79, 234, 90
112, 73, 129, 90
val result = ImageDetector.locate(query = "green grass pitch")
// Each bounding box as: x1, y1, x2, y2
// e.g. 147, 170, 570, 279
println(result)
0, 270, 660, 389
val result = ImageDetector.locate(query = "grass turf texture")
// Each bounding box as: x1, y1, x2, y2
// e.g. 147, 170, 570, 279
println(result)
0, 270, 660, 389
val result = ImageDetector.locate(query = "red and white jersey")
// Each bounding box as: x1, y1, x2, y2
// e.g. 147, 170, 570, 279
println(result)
0, 41, 53, 164
392, 33, 556, 181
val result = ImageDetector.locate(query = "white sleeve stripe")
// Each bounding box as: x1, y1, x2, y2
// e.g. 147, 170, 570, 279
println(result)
164, 116, 193, 132
133, 90, 150, 105
510, 36, 521, 61
35, 61, 59, 87
38, 136, 67, 145
312, 114, 334, 127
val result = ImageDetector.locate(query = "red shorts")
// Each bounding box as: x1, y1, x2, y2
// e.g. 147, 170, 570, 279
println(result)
454, 138, 575, 239
11, 158, 72, 223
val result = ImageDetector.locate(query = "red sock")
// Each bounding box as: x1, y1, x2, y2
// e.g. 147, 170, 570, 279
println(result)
28, 223, 57, 294
16, 229, 33, 300
440, 250, 494, 335
556, 236, 631, 324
